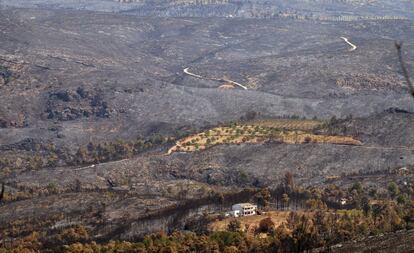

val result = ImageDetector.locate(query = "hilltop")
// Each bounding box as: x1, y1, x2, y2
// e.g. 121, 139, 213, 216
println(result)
2, 0, 414, 20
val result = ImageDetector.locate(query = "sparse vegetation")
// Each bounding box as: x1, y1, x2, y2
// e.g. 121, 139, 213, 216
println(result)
0, 134, 170, 173
227, 219, 242, 232
168, 120, 361, 154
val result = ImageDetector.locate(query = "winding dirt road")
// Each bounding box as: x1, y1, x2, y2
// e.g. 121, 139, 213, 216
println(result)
183, 67, 248, 90
183, 67, 204, 79
341, 37, 357, 51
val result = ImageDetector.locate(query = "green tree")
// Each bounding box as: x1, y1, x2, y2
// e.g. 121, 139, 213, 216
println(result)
387, 182, 400, 199
227, 219, 241, 232
397, 194, 408, 205
349, 182, 363, 195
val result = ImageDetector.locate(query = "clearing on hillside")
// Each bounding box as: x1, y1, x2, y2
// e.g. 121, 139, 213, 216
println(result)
167, 123, 361, 154
208, 211, 291, 235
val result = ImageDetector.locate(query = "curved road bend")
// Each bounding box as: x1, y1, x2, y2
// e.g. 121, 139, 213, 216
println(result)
340, 37, 357, 51
183, 67, 248, 90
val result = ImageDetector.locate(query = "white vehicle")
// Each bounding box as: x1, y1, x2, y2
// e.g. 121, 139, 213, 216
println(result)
225, 210, 241, 218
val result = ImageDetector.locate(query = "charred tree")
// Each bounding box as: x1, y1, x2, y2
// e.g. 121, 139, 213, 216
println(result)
0, 183, 5, 202
395, 42, 414, 99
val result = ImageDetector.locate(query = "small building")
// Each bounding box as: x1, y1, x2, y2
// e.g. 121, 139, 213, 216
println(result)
231, 203, 257, 216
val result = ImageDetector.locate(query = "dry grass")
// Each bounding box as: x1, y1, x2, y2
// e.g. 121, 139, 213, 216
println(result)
208, 211, 290, 235
167, 123, 361, 154
279, 131, 362, 145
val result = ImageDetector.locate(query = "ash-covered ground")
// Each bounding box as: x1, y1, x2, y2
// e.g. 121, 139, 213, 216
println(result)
0, 1, 414, 243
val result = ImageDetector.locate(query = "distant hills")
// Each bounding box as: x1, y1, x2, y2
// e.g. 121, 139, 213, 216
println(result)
1, 0, 414, 20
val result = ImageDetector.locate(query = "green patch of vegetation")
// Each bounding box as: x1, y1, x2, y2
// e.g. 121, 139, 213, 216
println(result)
169, 121, 361, 154
0, 65, 12, 84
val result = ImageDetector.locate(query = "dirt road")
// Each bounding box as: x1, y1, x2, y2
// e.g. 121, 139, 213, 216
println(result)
183, 67, 248, 90
341, 37, 357, 51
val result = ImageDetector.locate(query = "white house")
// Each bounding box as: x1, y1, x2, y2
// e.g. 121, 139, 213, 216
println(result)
231, 203, 257, 216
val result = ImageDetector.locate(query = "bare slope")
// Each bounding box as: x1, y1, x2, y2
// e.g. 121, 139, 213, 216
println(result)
0, 8, 413, 153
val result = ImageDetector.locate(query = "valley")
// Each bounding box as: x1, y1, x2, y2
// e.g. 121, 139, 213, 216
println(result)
0, 1, 414, 252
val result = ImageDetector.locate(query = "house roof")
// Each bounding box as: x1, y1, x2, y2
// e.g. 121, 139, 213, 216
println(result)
234, 203, 257, 208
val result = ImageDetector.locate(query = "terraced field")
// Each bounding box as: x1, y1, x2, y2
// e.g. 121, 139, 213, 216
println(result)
249, 119, 323, 130
168, 122, 361, 154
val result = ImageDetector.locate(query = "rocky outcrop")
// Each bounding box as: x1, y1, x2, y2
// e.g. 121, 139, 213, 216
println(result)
45, 88, 111, 121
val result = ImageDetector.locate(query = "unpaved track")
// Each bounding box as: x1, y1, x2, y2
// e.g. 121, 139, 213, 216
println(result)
57, 143, 414, 171
183, 67, 248, 90
183, 67, 204, 79
341, 36, 357, 51
335, 144, 414, 151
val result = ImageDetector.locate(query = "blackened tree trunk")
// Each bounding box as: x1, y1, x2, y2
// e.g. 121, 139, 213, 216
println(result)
0, 183, 4, 202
